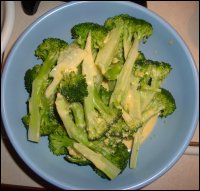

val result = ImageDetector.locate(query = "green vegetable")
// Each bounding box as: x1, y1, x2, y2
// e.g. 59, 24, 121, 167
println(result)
60, 71, 88, 103
48, 125, 74, 156
82, 33, 121, 140
71, 22, 108, 51
28, 38, 68, 142
22, 14, 176, 180
73, 143, 121, 180
45, 43, 85, 99
107, 14, 153, 108
24, 64, 41, 94
55, 93, 129, 179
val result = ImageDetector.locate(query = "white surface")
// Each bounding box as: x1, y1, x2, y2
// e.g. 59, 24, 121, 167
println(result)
1, 1, 15, 58
1, 1, 199, 190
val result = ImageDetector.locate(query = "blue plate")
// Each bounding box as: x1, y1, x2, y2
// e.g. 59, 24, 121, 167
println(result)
1, 1, 199, 190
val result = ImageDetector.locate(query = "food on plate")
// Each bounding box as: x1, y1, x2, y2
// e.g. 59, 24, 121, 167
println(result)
22, 14, 176, 180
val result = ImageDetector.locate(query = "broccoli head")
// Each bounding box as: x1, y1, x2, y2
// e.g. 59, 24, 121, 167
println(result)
48, 125, 74, 156
65, 146, 91, 166
133, 59, 172, 91
35, 38, 68, 61
142, 88, 176, 122
105, 14, 153, 58
59, 71, 88, 103
28, 38, 68, 142
71, 22, 108, 50
108, 14, 153, 108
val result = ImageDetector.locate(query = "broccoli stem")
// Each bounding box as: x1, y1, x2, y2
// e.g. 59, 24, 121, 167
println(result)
130, 127, 143, 168
55, 93, 89, 144
28, 54, 58, 142
93, 87, 117, 125
140, 91, 157, 112
123, 35, 132, 60
73, 142, 121, 180
95, 28, 122, 74
82, 33, 108, 140
70, 102, 86, 129
110, 38, 139, 107
84, 86, 107, 140
45, 44, 85, 99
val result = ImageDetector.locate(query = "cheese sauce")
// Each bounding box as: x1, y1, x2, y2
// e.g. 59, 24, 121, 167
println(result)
123, 115, 158, 150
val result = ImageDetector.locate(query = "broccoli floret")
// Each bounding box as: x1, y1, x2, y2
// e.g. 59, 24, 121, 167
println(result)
73, 143, 121, 180
24, 92, 60, 136
55, 93, 89, 144
65, 146, 91, 166
48, 125, 74, 156
82, 33, 121, 140
24, 64, 41, 94
59, 71, 88, 103
108, 14, 153, 108
128, 89, 176, 169
28, 38, 68, 142
133, 59, 172, 91
71, 22, 108, 51
106, 141, 129, 171
35, 38, 68, 61
105, 14, 152, 58
93, 87, 121, 126
55, 93, 129, 179
142, 88, 176, 122
95, 27, 123, 75
129, 89, 176, 169
99, 85, 112, 105
106, 118, 136, 139
39, 97, 60, 136
45, 43, 85, 99
22, 114, 29, 128
121, 72, 175, 133
104, 62, 123, 80
83, 139, 129, 179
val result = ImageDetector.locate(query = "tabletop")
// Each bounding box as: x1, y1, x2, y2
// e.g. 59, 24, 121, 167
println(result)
1, 1, 199, 190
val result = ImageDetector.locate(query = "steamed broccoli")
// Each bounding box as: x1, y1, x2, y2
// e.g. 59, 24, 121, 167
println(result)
73, 143, 121, 179
108, 14, 153, 108
39, 96, 60, 136
48, 125, 89, 165
106, 118, 136, 139
134, 59, 172, 91
22, 97, 59, 136
28, 38, 68, 142
22, 114, 29, 128
59, 71, 88, 103
71, 21, 124, 75
55, 93, 89, 143
65, 146, 91, 166
55, 93, 129, 179
142, 88, 176, 120
71, 22, 108, 51
24, 64, 41, 94
129, 88, 176, 168
45, 43, 85, 99
22, 14, 177, 180
82, 33, 121, 140
70, 102, 86, 129
95, 27, 123, 75
99, 85, 112, 105
48, 125, 74, 156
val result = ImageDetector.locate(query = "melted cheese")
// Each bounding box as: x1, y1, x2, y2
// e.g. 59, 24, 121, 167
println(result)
123, 115, 158, 150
